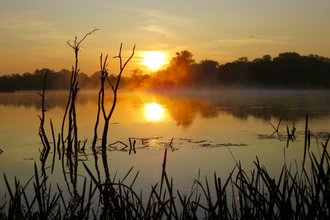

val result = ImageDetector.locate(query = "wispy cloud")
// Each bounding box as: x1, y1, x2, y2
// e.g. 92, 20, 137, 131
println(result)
138, 25, 173, 38
0, 11, 66, 44
137, 8, 193, 25
214, 36, 291, 47
122, 7, 195, 38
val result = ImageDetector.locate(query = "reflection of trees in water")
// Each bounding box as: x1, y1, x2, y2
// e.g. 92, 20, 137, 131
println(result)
164, 90, 330, 125
3, 90, 330, 128
128, 90, 330, 128
0, 91, 109, 110
0, 91, 90, 109
231, 106, 314, 121
169, 100, 196, 128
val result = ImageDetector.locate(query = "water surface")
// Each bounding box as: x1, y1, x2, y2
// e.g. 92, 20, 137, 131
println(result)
1, 89, 330, 205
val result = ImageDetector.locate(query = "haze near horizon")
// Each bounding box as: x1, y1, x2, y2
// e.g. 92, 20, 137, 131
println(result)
1, 0, 330, 76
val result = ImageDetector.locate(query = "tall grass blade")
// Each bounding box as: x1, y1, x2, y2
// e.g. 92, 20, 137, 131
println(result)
303, 113, 308, 167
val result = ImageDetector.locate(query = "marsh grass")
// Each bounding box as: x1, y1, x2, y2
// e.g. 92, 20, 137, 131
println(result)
2, 163, 98, 219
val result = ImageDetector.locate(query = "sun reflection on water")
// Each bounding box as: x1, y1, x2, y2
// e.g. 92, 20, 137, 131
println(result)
145, 102, 164, 122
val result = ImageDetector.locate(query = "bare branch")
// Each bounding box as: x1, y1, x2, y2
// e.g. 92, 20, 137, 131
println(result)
67, 28, 99, 52
78, 28, 99, 45
97, 43, 135, 151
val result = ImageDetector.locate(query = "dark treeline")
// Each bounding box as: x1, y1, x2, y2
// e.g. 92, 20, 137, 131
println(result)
145, 51, 330, 90
2, 51, 330, 91
0, 69, 119, 92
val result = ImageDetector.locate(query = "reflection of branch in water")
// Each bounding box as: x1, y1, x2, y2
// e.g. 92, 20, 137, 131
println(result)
286, 122, 296, 148
169, 138, 174, 152
272, 132, 282, 141
270, 118, 281, 134
61, 146, 73, 198
102, 151, 111, 183
53, 140, 90, 198
79, 138, 88, 151
268, 118, 285, 141
129, 138, 136, 155
59, 148, 89, 198
0, 149, 3, 154
258, 134, 285, 141
51, 120, 57, 175
92, 147, 101, 183
38, 70, 52, 178
39, 146, 50, 177
109, 141, 129, 152
69, 152, 78, 196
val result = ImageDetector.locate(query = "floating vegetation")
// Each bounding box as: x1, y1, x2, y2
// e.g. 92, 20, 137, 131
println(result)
257, 134, 282, 140
189, 139, 208, 144
107, 137, 249, 152
107, 137, 176, 152
184, 139, 248, 148
198, 143, 248, 148
312, 131, 330, 139
215, 143, 248, 147
23, 158, 34, 160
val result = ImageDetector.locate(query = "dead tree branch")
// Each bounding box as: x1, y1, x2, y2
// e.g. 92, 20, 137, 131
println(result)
91, 44, 135, 150
61, 28, 98, 152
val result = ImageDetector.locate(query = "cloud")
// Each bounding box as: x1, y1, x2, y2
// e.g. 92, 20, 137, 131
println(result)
213, 36, 291, 47
138, 25, 173, 38
131, 7, 194, 25
122, 7, 195, 39
0, 11, 66, 44
0, 11, 49, 30
155, 44, 177, 49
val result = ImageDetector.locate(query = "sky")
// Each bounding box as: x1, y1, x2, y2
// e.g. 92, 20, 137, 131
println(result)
1, 0, 330, 76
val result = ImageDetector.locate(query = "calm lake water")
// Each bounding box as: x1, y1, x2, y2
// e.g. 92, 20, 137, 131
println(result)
1, 89, 330, 210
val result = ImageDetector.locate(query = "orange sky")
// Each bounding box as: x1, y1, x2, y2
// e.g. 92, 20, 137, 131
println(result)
1, 1, 330, 76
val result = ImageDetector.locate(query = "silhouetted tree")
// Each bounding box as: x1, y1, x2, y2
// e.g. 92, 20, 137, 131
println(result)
167, 50, 195, 86
130, 68, 143, 79
262, 55, 272, 61
217, 57, 249, 86
274, 52, 301, 61
77, 72, 89, 88
189, 59, 219, 87
128, 69, 151, 89
169, 50, 195, 69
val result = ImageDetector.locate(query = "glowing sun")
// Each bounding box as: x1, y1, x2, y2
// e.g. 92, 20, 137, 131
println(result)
142, 51, 166, 70
145, 102, 163, 121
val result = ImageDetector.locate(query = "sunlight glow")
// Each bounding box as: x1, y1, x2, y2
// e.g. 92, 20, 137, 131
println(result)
145, 102, 163, 121
142, 51, 166, 70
